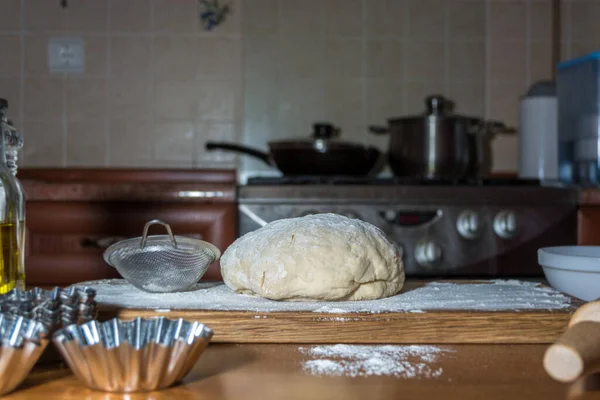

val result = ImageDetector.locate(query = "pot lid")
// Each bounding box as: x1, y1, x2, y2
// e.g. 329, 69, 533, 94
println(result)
269, 123, 373, 151
388, 95, 483, 125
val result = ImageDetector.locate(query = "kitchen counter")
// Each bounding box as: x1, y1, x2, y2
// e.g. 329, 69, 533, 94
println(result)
5, 344, 596, 400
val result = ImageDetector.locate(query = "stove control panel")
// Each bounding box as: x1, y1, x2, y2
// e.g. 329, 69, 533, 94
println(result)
238, 202, 576, 277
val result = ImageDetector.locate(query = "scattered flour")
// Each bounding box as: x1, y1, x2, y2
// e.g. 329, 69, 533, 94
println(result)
299, 344, 454, 378
77, 279, 572, 313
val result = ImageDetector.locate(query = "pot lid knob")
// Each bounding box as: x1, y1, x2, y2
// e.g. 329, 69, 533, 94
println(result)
425, 95, 450, 116
312, 123, 339, 139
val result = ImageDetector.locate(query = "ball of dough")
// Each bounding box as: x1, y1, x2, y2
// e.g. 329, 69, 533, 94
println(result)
221, 213, 404, 301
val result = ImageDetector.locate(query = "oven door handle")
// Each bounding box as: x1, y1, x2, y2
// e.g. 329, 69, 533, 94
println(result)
239, 205, 268, 227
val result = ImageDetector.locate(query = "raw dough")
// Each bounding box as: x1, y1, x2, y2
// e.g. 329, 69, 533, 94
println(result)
220, 213, 404, 301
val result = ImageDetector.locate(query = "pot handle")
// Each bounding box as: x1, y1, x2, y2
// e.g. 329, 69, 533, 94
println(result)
368, 125, 390, 135
205, 142, 274, 166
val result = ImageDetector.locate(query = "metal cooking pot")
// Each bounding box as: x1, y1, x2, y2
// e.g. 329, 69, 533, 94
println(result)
206, 123, 384, 176
369, 95, 510, 180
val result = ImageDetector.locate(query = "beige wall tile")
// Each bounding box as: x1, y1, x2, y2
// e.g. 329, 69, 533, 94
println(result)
23, 34, 48, 77
153, 36, 199, 81
243, 77, 279, 123
244, 35, 280, 79
152, 0, 199, 33
570, 42, 600, 59
22, 120, 64, 167
365, 0, 407, 38
366, 39, 403, 79
108, 78, 151, 120
570, 1, 600, 42
449, 41, 485, 84
109, 0, 152, 32
530, 0, 551, 42
407, 0, 446, 40
406, 41, 445, 83
322, 79, 364, 127
0, 78, 22, 121
280, 0, 322, 36
447, 83, 484, 117
24, 78, 64, 121
153, 120, 195, 163
109, 36, 152, 77
109, 119, 154, 166
279, 37, 325, 78
490, 41, 527, 83
24, 0, 66, 31
530, 43, 553, 82
66, 120, 107, 166
404, 82, 446, 114
243, 0, 279, 34
197, 38, 242, 78
491, 134, 518, 172
0, 36, 21, 77
321, 0, 363, 37
66, 0, 108, 32
489, 83, 527, 127
489, 0, 527, 40
449, 0, 485, 39
1, 0, 21, 32
196, 80, 239, 121
84, 37, 108, 77
322, 39, 363, 79
153, 81, 198, 120
278, 79, 326, 129
65, 78, 106, 120
366, 80, 403, 124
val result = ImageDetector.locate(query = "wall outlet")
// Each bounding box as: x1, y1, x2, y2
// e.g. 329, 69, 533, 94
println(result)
48, 37, 85, 74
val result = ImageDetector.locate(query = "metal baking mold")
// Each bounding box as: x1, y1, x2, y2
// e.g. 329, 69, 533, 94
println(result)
52, 317, 213, 393
0, 315, 49, 396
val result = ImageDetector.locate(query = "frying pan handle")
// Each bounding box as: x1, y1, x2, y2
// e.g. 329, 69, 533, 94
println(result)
368, 125, 390, 135
205, 142, 273, 166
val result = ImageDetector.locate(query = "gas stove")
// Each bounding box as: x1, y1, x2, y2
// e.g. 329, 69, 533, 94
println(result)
238, 178, 578, 278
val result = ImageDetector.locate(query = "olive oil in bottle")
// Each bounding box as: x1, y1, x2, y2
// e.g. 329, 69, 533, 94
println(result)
0, 222, 18, 294
0, 99, 22, 292
2, 101, 25, 290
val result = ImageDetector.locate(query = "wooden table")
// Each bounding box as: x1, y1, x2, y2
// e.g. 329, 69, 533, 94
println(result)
4, 344, 600, 400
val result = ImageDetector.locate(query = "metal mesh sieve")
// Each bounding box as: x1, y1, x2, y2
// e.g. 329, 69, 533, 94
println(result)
103, 220, 221, 293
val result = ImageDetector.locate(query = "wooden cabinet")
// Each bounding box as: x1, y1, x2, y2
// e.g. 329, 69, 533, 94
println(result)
20, 169, 237, 286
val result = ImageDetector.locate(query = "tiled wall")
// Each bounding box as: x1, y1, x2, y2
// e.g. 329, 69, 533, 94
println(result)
0, 0, 593, 175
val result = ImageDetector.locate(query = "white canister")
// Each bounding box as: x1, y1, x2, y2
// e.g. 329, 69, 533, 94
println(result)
518, 81, 558, 181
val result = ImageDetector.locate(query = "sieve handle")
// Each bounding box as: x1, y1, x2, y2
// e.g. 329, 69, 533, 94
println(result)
140, 219, 178, 249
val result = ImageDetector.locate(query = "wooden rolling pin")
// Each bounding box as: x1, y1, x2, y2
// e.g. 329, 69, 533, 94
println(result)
544, 301, 600, 382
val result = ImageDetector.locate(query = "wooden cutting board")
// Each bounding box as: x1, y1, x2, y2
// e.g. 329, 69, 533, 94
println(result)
91, 279, 582, 345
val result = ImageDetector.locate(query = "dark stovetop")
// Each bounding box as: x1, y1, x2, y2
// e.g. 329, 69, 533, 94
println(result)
245, 176, 541, 186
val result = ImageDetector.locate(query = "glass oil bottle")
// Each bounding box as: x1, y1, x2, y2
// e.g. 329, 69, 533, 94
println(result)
0, 99, 21, 293
1, 100, 25, 290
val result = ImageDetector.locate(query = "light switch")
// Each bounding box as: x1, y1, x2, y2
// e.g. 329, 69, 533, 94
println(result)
48, 37, 85, 74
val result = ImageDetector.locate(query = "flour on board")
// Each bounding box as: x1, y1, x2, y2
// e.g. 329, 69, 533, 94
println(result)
77, 279, 572, 313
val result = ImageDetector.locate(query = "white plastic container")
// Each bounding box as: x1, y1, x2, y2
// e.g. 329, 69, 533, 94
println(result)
538, 246, 600, 301
519, 81, 558, 181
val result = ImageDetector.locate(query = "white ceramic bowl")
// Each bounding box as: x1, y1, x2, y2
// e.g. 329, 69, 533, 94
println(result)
538, 246, 600, 301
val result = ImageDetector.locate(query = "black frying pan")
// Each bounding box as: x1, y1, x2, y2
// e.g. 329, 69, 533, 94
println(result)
205, 123, 384, 176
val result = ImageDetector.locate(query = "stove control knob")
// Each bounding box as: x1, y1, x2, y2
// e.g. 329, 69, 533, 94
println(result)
493, 210, 518, 239
383, 210, 397, 222
415, 240, 442, 268
456, 210, 481, 240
